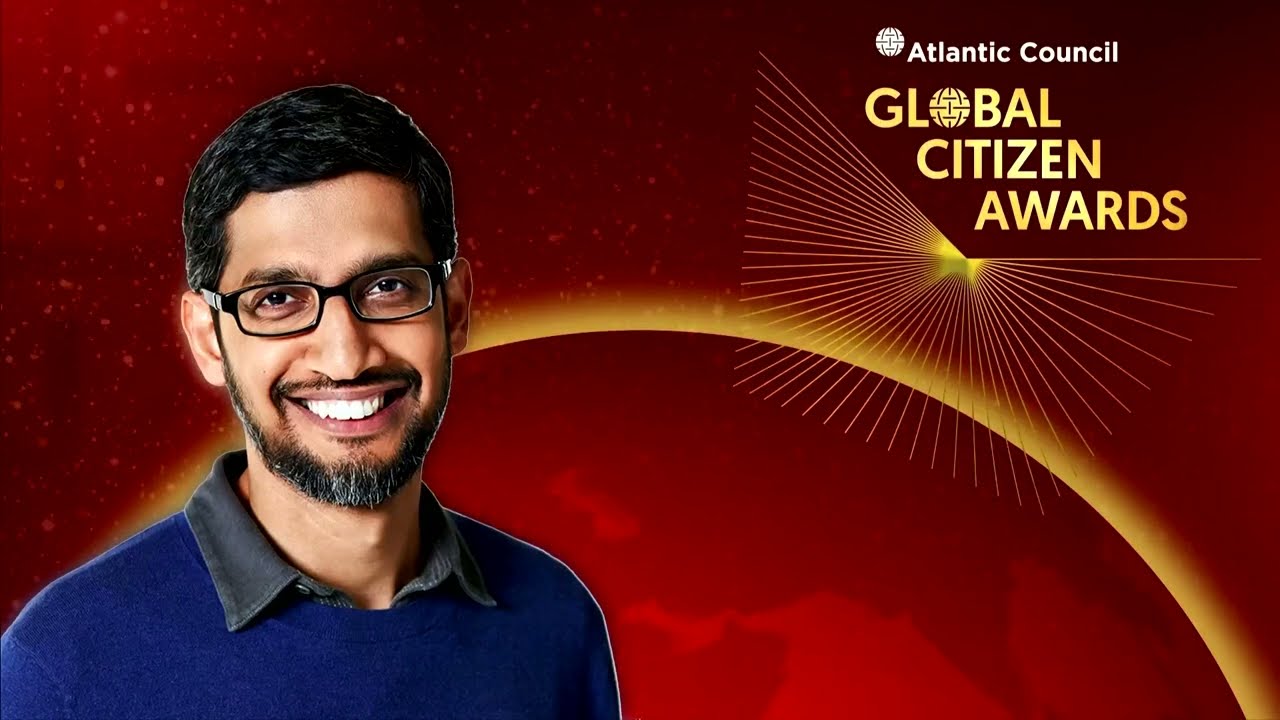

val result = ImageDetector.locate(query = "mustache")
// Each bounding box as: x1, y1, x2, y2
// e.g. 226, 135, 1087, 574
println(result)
271, 367, 422, 404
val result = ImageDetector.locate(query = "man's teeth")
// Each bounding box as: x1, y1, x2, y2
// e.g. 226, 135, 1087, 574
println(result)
302, 394, 384, 420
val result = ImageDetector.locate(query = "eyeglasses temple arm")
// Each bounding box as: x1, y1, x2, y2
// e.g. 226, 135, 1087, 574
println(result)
201, 289, 223, 311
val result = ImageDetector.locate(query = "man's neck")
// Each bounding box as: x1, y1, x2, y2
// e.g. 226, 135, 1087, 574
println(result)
235, 451, 423, 610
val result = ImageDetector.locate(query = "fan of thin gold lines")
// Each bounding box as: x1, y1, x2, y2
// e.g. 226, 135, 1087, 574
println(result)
736, 53, 1251, 514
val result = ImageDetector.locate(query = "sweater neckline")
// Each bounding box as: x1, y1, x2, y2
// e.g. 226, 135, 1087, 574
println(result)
257, 592, 463, 642
176, 511, 474, 643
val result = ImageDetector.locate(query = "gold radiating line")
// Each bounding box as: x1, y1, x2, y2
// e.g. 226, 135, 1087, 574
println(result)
742, 230, 898, 254
751, 263, 933, 327
966, 278, 1003, 495
738, 55, 1243, 516
874, 277, 960, 423
747, 183, 928, 253
900, 278, 963, 455
750, 114, 934, 249
939, 273, 969, 476
972, 276, 1033, 503
744, 261, 923, 269
993, 262, 1214, 316
859, 280, 956, 438
748, 201, 925, 255
984, 270, 1129, 425
920, 278, 964, 466
877, 277, 962, 447
979, 257, 1258, 261
753, 67, 936, 243
984, 267, 1150, 394
984, 264, 1176, 364
995, 261, 1237, 289
746, 217, 921, 253
741, 262, 922, 303
742, 262, 925, 287
751, 270, 940, 396
990, 264, 1193, 341
742, 267, 931, 389
756, 54, 938, 238
980, 273, 1088, 445
814, 277, 942, 422
749, 159, 929, 252
772, 271, 940, 403
752, 93, 929, 238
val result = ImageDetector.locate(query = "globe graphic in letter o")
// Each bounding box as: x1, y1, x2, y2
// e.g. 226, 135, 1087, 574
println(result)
876, 28, 904, 57
929, 88, 970, 128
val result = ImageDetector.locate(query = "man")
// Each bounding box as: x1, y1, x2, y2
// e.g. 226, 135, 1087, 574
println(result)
1, 84, 622, 719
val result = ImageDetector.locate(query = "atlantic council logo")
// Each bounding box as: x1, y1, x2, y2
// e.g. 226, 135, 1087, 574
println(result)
876, 27, 904, 57
928, 88, 970, 127
878, 34, 1119, 63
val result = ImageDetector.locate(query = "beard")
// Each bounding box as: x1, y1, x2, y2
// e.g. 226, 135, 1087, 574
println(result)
222, 345, 451, 509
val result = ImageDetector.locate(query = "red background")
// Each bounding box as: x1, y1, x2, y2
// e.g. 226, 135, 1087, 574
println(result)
3, 1, 1277, 718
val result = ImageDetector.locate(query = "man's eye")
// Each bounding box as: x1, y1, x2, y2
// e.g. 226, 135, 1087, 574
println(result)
371, 278, 406, 294
245, 287, 309, 315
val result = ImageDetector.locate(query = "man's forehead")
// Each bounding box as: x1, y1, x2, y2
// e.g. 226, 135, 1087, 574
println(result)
220, 172, 430, 287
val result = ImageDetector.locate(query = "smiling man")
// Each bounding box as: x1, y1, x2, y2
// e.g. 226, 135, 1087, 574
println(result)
1, 85, 621, 719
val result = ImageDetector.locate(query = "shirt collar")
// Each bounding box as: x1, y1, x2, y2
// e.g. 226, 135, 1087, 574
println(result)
184, 450, 496, 632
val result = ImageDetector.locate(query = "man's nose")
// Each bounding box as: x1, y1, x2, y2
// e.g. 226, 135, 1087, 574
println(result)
302, 295, 388, 381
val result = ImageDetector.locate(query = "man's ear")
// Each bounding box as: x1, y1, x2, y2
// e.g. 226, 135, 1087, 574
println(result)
443, 257, 473, 355
180, 290, 228, 387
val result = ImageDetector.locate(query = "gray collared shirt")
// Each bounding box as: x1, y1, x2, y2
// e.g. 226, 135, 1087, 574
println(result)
184, 450, 496, 632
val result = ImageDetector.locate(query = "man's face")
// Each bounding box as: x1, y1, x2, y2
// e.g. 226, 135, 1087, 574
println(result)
182, 171, 470, 508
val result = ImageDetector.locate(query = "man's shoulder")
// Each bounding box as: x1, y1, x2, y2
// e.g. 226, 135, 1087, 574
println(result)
447, 509, 599, 611
4, 512, 193, 645
447, 511, 620, 715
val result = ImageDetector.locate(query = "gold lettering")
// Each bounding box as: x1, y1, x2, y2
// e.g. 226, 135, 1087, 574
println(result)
1040, 139, 1062, 179
1003, 89, 1034, 128
974, 89, 1000, 128
975, 191, 1008, 230
1128, 191, 1159, 230
1069, 140, 1100, 179
866, 88, 901, 128
1007, 140, 1037, 179
1162, 190, 1187, 230
1057, 191, 1093, 230
1038, 88, 1060, 128
1097, 191, 1123, 230
907, 89, 928, 128
1010, 190, 1059, 230
917, 139, 949, 179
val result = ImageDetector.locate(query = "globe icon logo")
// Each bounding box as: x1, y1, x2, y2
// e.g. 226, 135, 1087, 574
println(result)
876, 28, 904, 57
929, 88, 970, 128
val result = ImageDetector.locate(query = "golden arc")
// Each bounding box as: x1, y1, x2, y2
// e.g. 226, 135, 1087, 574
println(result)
109, 295, 1274, 718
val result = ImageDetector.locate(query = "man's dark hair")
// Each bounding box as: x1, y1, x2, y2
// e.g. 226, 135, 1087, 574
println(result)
182, 84, 457, 292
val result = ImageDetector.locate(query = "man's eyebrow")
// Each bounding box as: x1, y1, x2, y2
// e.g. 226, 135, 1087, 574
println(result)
342, 252, 429, 277
236, 253, 428, 289
239, 263, 314, 287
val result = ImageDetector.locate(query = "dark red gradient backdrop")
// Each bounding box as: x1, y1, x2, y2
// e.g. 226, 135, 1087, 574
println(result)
3, 1, 1277, 718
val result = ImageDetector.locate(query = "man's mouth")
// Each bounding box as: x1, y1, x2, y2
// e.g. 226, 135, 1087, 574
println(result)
286, 387, 411, 421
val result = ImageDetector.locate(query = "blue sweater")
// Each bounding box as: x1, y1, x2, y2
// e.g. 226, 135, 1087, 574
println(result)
1, 511, 621, 719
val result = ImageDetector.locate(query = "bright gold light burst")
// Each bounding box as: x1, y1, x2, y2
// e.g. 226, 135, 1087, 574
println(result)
739, 53, 1249, 514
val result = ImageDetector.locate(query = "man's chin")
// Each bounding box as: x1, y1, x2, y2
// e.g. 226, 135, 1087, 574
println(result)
252, 410, 437, 507
253, 438, 423, 508
307, 443, 407, 473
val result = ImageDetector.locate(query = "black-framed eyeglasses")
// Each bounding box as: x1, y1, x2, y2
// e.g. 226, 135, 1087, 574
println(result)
202, 260, 452, 338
